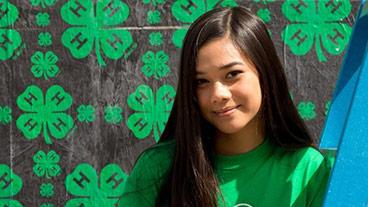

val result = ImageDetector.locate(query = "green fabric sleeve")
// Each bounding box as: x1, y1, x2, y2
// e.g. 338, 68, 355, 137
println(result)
118, 141, 174, 207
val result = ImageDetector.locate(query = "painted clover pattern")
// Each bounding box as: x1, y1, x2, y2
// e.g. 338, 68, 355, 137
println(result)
33, 150, 61, 179
0, 0, 22, 61
141, 50, 170, 79
30, 0, 56, 8
127, 84, 175, 142
16, 85, 74, 144
0, 106, 12, 125
0, 165, 23, 207
36, 12, 50, 27
31, 51, 59, 80
104, 106, 122, 124
65, 163, 127, 207
282, 0, 352, 62
40, 183, 54, 198
298, 101, 316, 120
171, 0, 237, 48
38, 32, 52, 47
61, 0, 134, 67
149, 32, 163, 46
77, 105, 96, 122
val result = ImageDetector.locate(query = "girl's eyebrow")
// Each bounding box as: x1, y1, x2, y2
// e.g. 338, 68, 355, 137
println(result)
218, 61, 244, 70
196, 61, 244, 75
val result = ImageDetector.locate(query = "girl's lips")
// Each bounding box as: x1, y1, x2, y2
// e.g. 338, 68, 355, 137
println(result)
214, 105, 240, 116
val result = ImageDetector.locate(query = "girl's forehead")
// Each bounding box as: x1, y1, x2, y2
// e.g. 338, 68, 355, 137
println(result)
196, 37, 252, 73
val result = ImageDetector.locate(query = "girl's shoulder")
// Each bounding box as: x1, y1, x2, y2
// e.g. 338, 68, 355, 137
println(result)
138, 139, 176, 165
122, 139, 176, 194
129, 139, 176, 178
273, 144, 334, 173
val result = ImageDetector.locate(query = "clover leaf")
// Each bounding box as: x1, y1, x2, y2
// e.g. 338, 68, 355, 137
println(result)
30, 0, 56, 8
147, 10, 161, 24
40, 183, 54, 198
171, 0, 237, 48
36, 12, 50, 27
0, 0, 22, 61
127, 84, 175, 142
65, 163, 127, 207
0, 164, 23, 207
0, 106, 12, 124
38, 32, 52, 47
16, 85, 74, 144
104, 105, 122, 124
61, 0, 134, 67
149, 32, 163, 46
31, 51, 59, 80
33, 150, 61, 179
281, 0, 352, 62
141, 50, 170, 79
297, 101, 316, 120
77, 104, 95, 122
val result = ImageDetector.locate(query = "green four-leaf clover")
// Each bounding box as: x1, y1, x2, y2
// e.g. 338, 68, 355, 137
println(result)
33, 150, 61, 179
127, 84, 175, 142
171, 0, 237, 48
282, 0, 352, 62
38, 32, 52, 47
61, 0, 134, 67
40, 183, 54, 198
104, 106, 122, 124
0, 106, 12, 124
141, 50, 170, 79
149, 32, 163, 46
16, 85, 74, 144
30, 0, 56, 8
77, 104, 95, 122
297, 101, 316, 120
0, 0, 22, 61
65, 163, 127, 207
36, 12, 50, 27
0, 164, 23, 207
31, 51, 59, 80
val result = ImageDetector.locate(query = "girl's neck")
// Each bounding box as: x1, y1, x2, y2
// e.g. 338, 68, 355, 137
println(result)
214, 116, 265, 156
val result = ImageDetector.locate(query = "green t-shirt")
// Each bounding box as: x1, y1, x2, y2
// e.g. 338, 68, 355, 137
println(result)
119, 139, 333, 207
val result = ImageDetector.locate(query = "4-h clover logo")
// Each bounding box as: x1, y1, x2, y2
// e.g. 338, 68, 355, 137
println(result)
38, 32, 52, 47
141, 50, 170, 80
40, 183, 54, 198
104, 105, 123, 124
127, 84, 175, 142
0, 164, 23, 207
281, 0, 352, 62
61, 0, 135, 67
16, 85, 74, 144
297, 101, 316, 120
30, 0, 56, 8
0, 106, 12, 125
171, 0, 237, 48
77, 104, 96, 122
65, 163, 127, 207
33, 150, 61, 179
31, 51, 59, 80
0, 0, 22, 61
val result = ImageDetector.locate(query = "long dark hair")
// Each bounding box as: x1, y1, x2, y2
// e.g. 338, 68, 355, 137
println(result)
156, 6, 314, 207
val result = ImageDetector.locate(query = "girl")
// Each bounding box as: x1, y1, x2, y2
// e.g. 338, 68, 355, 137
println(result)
119, 6, 332, 207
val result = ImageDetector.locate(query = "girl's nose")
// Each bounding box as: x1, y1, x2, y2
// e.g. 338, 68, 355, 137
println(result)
211, 82, 231, 104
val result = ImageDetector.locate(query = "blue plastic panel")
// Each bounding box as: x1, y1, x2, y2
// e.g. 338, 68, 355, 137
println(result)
321, 1, 368, 206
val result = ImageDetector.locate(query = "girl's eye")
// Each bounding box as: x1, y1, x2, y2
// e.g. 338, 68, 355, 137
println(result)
195, 79, 208, 86
226, 70, 242, 79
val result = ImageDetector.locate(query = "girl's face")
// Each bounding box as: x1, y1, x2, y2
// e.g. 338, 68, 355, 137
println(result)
195, 36, 262, 136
